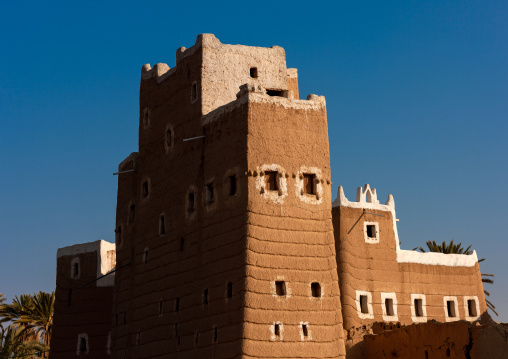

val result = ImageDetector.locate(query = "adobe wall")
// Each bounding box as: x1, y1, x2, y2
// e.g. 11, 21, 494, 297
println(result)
112, 38, 251, 358
332, 185, 486, 357
239, 87, 346, 358
50, 240, 115, 358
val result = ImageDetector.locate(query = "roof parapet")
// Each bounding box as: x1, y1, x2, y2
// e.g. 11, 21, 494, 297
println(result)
333, 184, 394, 210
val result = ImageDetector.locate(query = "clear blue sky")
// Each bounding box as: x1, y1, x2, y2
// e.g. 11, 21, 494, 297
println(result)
1, 1, 507, 321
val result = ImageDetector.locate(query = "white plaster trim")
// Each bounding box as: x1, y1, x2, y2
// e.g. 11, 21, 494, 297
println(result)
334, 185, 479, 267
70, 257, 80, 280
411, 294, 428, 323
381, 292, 398, 322
76, 333, 89, 355
57, 240, 115, 287
294, 167, 324, 205
444, 296, 459, 322
397, 250, 478, 267
255, 164, 288, 204
364, 222, 380, 244
299, 322, 312, 341
464, 296, 481, 322
355, 290, 374, 319
270, 322, 284, 341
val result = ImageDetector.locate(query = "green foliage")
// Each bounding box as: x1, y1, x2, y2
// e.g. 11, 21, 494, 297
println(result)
0, 325, 48, 359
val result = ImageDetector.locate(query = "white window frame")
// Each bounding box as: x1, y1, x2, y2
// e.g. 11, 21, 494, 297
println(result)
381, 292, 398, 322
355, 290, 374, 319
299, 321, 312, 341
443, 296, 459, 322
411, 294, 427, 323
364, 222, 379, 243
76, 333, 89, 356
464, 296, 480, 321
270, 321, 284, 341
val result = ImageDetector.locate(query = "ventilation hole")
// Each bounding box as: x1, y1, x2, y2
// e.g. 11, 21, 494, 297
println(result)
179, 238, 185, 252
226, 282, 233, 299
274, 324, 281, 337
302, 324, 309, 337
275, 281, 286, 296
203, 289, 209, 305
159, 215, 166, 235
311, 282, 321, 298
191, 83, 197, 102
175, 298, 180, 312
266, 89, 286, 97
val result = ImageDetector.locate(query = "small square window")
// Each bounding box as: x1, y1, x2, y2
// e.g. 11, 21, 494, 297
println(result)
303, 174, 316, 195
275, 281, 286, 296
250, 67, 258, 78
311, 282, 321, 298
364, 222, 379, 243
228, 175, 237, 196
366, 225, 375, 238
206, 183, 214, 204
265, 171, 278, 191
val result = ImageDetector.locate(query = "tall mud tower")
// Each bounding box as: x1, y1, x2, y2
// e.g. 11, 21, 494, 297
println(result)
112, 34, 346, 358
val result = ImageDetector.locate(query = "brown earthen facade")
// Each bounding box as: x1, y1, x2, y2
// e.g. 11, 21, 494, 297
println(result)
49, 34, 487, 359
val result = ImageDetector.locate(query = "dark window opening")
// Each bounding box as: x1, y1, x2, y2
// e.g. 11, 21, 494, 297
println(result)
192, 83, 197, 101
73, 263, 79, 277
414, 299, 423, 317
213, 326, 218, 343
144, 112, 149, 127
203, 289, 209, 305
129, 204, 135, 223
303, 174, 316, 195
159, 215, 166, 235
143, 249, 149, 264
385, 298, 394, 316
366, 224, 376, 238
166, 129, 173, 148
159, 300, 163, 316
206, 183, 214, 204
179, 238, 185, 252
274, 324, 281, 337
188, 193, 195, 213
175, 298, 180, 312
447, 300, 456, 317
226, 282, 233, 299
194, 332, 199, 347
302, 324, 309, 337
266, 89, 287, 97
79, 337, 87, 353
136, 332, 140, 345
142, 181, 149, 198
265, 171, 278, 191
360, 295, 369, 314
250, 67, 258, 78
177, 336, 181, 346
275, 281, 286, 296
228, 175, 237, 196
311, 282, 321, 298
468, 299, 478, 317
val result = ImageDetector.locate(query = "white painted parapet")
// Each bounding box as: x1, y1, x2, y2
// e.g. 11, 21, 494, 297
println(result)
333, 184, 479, 267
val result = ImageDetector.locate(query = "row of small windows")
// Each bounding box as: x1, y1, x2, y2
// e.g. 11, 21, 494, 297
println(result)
275, 280, 322, 298
356, 291, 480, 322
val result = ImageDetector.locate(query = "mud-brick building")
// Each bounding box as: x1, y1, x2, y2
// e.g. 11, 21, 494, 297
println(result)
49, 34, 486, 359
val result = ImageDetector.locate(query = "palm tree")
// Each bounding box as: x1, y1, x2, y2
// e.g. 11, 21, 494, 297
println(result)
0, 291, 55, 357
414, 240, 497, 316
0, 325, 47, 359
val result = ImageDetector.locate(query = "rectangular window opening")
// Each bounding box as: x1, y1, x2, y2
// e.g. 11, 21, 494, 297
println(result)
175, 297, 180, 312
385, 298, 394, 316
311, 282, 321, 298
265, 171, 278, 191
129, 204, 135, 223
415, 299, 423, 317
266, 89, 287, 97
188, 193, 195, 213
468, 299, 478, 317
302, 324, 308, 337
206, 183, 214, 204
194, 332, 199, 346
360, 295, 369, 314
166, 129, 172, 147
213, 326, 218, 343
159, 215, 166, 235
159, 300, 163, 316
274, 324, 281, 337
203, 289, 209, 305
303, 174, 316, 195
179, 238, 185, 252
250, 67, 258, 78
80, 337, 87, 353
226, 282, 233, 299
366, 224, 376, 238
142, 181, 149, 198
143, 249, 149, 264
447, 300, 456, 317
192, 83, 197, 101
228, 175, 237, 196
73, 263, 79, 277
275, 281, 286, 296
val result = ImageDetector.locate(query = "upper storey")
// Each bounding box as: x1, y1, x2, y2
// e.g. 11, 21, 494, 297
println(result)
140, 34, 298, 116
